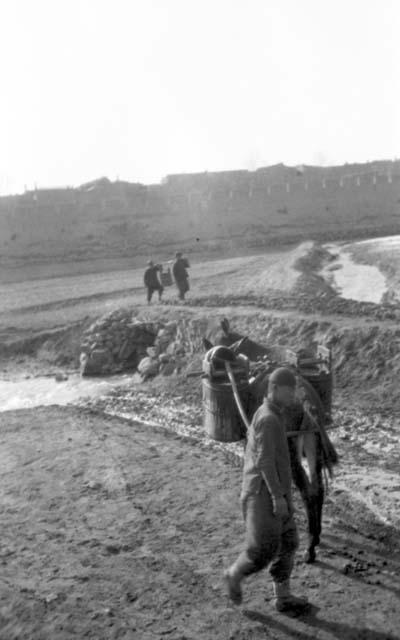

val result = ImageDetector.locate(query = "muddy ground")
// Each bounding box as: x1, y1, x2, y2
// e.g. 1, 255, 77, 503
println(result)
1, 242, 400, 638
0, 406, 399, 640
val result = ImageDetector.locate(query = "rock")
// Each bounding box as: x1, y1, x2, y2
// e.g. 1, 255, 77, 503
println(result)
80, 310, 160, 375
44, 593, 60, 604
104, 544, 121, 555
118, 340, 136, 361
86, 481, 102, 490
138, 357, 159, 380
160, 361, 176, 376
166, 341, 180, 356
79, 353, 89, 376
126, 592, 138, 603
84, 349, 113, 375
135, 332, 158, 346
55, 373, 68, 382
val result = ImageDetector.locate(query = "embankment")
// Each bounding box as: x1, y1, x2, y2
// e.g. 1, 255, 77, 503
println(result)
3, 304, 400, 416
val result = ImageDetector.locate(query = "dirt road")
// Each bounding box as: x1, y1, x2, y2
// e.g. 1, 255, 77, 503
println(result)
0, 246, 309, 332
0, 406, 399, 640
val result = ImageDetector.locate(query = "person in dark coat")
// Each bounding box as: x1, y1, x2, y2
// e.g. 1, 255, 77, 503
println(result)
172, 252, 190, 300
143, 261, 163, 304
224, 367, 309, 613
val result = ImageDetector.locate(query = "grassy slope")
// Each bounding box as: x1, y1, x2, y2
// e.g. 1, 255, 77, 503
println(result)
1, 161, 400, 265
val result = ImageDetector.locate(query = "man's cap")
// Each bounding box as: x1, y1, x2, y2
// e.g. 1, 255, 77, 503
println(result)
269, 367, 297, 388
175, 251, 182, 257
147, 260, 154, 266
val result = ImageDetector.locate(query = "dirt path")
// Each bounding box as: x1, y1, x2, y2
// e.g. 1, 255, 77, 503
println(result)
0, 406, 399, 640
0, 251, 300, 317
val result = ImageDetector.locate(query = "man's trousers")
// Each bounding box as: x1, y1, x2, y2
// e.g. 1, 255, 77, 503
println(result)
231, 483, 299, 582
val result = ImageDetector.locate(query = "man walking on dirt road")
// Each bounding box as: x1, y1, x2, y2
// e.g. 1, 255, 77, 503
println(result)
224, 367, 309, 613
172, 251, 190, 301
143, 260, 164, 304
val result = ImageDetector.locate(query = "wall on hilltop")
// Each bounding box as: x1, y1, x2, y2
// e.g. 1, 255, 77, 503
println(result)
0, 162, 399, 260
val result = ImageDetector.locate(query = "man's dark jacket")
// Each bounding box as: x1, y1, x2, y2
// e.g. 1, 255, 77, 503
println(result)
172, 257, 190, 282
144, 265, 161, 288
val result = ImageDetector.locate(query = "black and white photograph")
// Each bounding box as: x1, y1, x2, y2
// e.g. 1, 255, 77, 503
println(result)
0, 1, 399, 638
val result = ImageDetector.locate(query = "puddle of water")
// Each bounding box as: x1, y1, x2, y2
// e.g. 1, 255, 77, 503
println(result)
321, 245, 387, 303
0, 373, 140, 412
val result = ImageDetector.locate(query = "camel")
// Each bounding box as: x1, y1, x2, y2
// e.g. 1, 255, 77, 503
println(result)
203, 318, 338, 563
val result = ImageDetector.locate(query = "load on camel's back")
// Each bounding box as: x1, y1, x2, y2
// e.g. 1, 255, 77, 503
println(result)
203, 318, 270, 362
202, 317, 338, 564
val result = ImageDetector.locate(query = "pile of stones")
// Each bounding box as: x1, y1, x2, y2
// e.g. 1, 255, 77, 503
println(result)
137, 321, 186, 380
79, 309, 188, 378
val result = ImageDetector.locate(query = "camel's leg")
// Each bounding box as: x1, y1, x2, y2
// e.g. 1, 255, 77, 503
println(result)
289, 433, 321, 563
289, 451, 317, 563
313, 462, 324, 545
303, 433, 325, 562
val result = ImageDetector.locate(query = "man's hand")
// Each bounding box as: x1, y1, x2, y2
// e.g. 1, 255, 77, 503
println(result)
273, 497, 289, 518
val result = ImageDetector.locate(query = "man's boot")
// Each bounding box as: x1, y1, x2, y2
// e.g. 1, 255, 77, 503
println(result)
223, 567, 243, 605
273, 580, 309, 613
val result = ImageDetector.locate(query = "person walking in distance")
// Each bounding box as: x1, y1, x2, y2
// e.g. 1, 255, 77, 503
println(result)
172, 251, 190, 301
224, 367, 309, 613
143, 260, 163, 304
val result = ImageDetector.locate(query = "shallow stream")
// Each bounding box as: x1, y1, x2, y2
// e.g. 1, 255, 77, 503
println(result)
0, 373, 139, 412
321, 243, 388, 303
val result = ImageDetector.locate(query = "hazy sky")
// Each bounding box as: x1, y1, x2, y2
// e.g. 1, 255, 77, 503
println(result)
0, 0, 399, 194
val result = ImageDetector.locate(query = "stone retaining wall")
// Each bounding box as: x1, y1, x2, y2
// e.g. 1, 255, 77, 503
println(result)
79, 309, 210, 378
